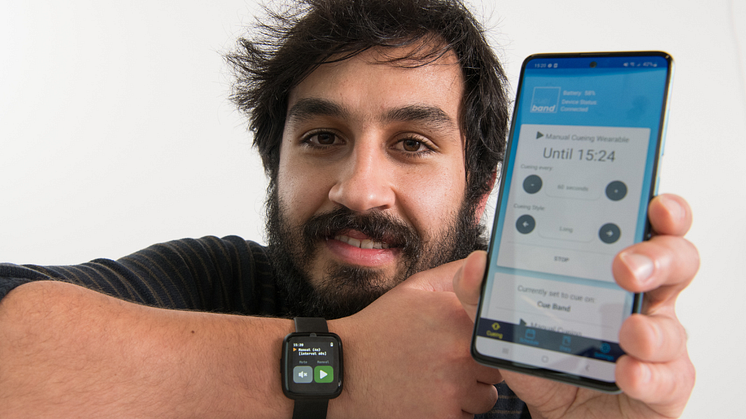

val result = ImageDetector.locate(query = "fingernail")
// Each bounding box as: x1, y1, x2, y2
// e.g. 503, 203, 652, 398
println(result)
621, 253, 654, 283
660, 194, 684, 223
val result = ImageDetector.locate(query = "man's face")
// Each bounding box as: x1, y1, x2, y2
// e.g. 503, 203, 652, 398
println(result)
269, 47, 481, 317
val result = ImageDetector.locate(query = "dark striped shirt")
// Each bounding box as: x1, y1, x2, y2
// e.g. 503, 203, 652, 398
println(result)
0, 235, 530, 418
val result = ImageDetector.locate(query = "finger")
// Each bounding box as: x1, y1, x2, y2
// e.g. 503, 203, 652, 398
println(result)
460, 381, 499, 415
403, 258, 463, 292
619, 313, 687, 362
452, 251, 487, 321
616, 353, 695, 417
612, 235, 699, 299
474, 364, 504, 387
498, 369, 577, 412
648, 194, 693, 237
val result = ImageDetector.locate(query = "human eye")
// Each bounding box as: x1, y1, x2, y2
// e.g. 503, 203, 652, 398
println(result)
301, 130, 343, 149
392, 136, 436, 157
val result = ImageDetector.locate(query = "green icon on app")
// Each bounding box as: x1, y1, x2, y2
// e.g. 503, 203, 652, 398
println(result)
314, 366, 334, 383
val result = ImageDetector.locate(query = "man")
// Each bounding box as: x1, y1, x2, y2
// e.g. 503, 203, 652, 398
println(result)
0, 1, 697, 418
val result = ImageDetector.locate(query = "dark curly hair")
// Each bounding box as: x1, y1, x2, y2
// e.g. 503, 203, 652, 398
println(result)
226, 0, 510, 206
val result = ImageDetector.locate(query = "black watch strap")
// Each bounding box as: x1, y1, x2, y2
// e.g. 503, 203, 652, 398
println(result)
292, 398, 328, 419
294, 317, 328, 333
292, 317, 329, 419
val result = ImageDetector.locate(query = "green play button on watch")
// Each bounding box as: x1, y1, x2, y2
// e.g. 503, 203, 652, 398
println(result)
314, 366, 334, 383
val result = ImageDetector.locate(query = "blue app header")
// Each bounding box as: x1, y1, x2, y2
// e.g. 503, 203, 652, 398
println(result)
515, 55, 670, 130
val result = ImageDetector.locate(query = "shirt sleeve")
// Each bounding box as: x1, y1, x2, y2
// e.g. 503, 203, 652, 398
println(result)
0, 236, 279, 315
475, 381, 531, 418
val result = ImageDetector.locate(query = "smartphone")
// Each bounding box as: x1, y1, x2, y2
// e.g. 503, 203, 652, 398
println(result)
471, 51, 673, 392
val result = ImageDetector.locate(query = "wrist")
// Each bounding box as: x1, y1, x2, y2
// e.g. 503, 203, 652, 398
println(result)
325, 317, 357, 419
281, 317, 344, 419
223, 315, 297, 419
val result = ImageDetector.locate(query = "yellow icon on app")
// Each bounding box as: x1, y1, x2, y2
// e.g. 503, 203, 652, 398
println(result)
487, 322, 503, 340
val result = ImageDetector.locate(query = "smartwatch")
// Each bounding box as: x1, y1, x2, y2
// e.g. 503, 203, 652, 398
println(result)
281, 317, 343, 419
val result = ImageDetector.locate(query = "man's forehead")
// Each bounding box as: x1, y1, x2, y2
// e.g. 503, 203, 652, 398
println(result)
355, 42, 458, 68
285, 46, 464, 126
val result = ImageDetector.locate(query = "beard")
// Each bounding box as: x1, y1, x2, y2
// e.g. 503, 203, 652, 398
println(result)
265, 183, 486, 319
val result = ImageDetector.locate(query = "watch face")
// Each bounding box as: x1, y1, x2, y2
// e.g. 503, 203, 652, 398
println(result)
282, 333, 343, 399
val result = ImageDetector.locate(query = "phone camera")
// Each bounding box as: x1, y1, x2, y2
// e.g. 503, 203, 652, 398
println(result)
590, 61, 597, 68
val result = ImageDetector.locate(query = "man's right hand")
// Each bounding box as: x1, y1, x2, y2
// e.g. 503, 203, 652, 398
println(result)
329, 260, 503, 418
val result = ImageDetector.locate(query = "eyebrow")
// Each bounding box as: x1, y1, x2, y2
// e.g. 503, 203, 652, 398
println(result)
383, 105, 455, 130
287, 98, 456, 131
287, 98, 349, 122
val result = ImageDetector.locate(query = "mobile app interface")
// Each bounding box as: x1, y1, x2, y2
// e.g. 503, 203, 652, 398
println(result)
475, 55, 670, 383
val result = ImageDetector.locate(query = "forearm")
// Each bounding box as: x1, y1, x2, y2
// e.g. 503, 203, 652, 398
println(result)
0, 281, 294, 419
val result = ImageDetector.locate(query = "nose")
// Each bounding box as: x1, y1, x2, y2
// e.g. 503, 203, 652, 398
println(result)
327, 141, 396, 213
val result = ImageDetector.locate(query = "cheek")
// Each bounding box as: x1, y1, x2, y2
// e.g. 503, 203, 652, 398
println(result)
398, 164, 466, 236
276, 155, 334, 224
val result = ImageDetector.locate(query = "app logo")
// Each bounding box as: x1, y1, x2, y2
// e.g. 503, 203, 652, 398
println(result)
530, 87, 560, 113
293, 366, 313, 383
315, 366, 334, 383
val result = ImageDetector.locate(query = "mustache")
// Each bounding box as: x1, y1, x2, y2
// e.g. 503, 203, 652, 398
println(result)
302, 207, 422, 256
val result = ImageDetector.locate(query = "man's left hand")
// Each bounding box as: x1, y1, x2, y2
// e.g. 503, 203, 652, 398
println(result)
453, 193, 698, 418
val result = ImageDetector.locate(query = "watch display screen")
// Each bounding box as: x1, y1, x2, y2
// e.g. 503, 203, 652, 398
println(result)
283, 334, 342, 398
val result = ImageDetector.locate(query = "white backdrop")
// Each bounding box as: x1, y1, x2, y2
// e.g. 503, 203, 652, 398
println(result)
1, 1, 744, 417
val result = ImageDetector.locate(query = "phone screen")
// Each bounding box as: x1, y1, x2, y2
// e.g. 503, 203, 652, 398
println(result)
472, 52, 673, 391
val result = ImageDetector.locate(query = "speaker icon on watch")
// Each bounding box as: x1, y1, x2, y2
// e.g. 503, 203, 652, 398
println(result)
293, 366, 313, 383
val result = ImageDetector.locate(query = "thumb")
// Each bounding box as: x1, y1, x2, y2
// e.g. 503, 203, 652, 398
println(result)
453, 251, 487, 321
401, 258, 463, 292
